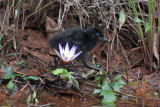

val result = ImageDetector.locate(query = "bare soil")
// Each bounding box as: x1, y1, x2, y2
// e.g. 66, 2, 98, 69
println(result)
0, 29, 160, 107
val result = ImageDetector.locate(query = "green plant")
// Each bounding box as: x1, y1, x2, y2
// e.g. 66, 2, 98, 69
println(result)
27, 91, 39, 104
5, 53, 20, 57
52, 68, 79, 89
0, 33, 4, 48
93, 74, 126, 105
129, 0, 148, 67
1, 60, 39, 90
134, 18, 151, 33
129, 0, 160, 72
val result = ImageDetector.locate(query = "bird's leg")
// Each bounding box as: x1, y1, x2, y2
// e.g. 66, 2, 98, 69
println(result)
54, 55, 60, 68
81, 53, 103, 71
48, 55, 60, 70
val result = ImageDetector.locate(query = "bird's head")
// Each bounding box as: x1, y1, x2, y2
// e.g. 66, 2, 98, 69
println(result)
85, 27, 109, 43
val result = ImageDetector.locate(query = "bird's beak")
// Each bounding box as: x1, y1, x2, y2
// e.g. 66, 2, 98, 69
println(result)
100, 37, 109, 43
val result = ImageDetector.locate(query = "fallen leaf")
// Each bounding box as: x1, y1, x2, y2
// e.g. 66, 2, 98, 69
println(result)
46, 16, 59, 39
153, 33, 159, 61
119, 10, 126, 30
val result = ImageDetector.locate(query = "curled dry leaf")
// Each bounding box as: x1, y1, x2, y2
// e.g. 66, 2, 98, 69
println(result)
153, 33, 159, 61
46, 16, 59, 39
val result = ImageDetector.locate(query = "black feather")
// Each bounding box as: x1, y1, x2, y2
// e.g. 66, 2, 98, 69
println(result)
49, 27, 109, 71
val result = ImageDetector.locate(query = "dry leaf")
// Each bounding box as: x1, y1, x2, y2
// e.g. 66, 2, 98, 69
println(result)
46, 16, 59, 39
153, 33, 159, 61
63, 18, 79, 29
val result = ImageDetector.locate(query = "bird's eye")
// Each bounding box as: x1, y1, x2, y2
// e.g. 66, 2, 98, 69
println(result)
96, 32, 103, 38
96, 32, 101, 36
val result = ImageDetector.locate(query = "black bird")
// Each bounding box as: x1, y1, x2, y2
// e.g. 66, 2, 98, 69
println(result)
49, 27, 109, 71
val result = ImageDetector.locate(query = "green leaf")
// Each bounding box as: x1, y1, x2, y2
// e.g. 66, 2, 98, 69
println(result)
141, 79, 147, 83
101, 90, 116, 104
112, 80, 126, 92
114, 74, 122, 80
96, 64, 101, 68
93, 89, 102, 94
129, 81, 136, 86
119, 10, 126, 29
102, 81, 112, 91
0, 59, 5, 66
4, 73, 21, 79
118, 79, 126, 85
93, 75, 126, 105
26, 94, 31, 103
134, 18, 145, 23
13, 73, 23, 77
94, 74, 106, 83
0, 33, 4, 48
2, 65, 13, 73
112, 74, 126, 92
71, 78, 79, 90
2, 64, 22, 79
52, 68, 69, 75
3, 65, 14, 79
35, 98, 39, 103
53, 68, 73, 84
5, 53, 20, 57
102, 103, 116, 107
15, 60, 25, 65
53, 68, 76, 89
32, 91, 37, 102
60, 74, 70, 80
145, 22, 151, 33
23, 76, 39, 81
15, 9, 18, 19
6, 80, 15, 90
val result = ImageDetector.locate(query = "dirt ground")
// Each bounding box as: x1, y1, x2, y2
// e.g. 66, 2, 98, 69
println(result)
0, 28, 160, 106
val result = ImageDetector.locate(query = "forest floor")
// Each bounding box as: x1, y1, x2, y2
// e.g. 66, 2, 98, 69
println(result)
0, 29, 160, 107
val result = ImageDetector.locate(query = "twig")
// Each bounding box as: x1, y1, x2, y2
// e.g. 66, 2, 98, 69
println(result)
118, 37, 131, 65
28, 103, 55, 107
20, 81, 30, 92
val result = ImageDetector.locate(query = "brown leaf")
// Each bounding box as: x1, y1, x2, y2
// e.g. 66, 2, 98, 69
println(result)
63, 18, 79, 29
153, 33, 159, 61
46, 16, 59, 39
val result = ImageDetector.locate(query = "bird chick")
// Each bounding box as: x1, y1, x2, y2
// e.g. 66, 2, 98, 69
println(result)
49, 27, 109, 71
